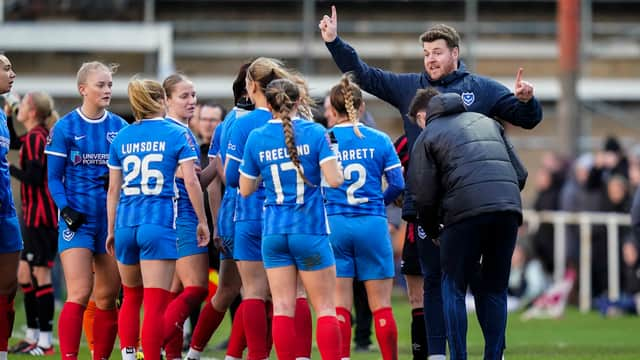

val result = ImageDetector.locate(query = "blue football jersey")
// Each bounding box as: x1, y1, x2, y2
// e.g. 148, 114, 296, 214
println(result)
323, 123, 402, 217
166, 117, 201, 221
108, 118, 198, 228
0, 109, 16, 217
208, 118, 223, 159
226, 107, 272, 222
240, 118, 336, 235
44, 108, 128, 218
212, 108, 243, 237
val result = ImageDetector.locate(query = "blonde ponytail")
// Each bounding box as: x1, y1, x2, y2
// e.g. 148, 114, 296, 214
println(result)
330, 74, 364, 138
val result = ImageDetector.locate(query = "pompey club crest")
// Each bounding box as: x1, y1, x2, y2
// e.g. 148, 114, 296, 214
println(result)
106, 131, 117, 143
461, 92, 475, 107
63, 229, 75, 241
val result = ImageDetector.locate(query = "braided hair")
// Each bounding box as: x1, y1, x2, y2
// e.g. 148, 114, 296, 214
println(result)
265, 79, 312, 185
329, 74, 364, 138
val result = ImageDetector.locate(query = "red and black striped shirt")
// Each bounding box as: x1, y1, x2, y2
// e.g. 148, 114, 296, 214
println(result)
9, 125, 57, 228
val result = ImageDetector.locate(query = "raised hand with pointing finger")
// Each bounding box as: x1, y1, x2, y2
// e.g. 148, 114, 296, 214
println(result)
514, 67, 534, 103
318, 5, 338, 42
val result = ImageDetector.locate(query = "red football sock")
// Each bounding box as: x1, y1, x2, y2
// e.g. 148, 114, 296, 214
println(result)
295, 298, 312, 358
316, 315, 341, 360
58, 301, 85, 359
272, 315, 296, 360
374, 307, 398, 360
164, 292, 182, 359
242, 299, 268, 360
189, 300, 226, 352
93, 307, 118, 359
0, 294, 16, 352
266, 300, 273, 355
336, 306, 352, 358
142, 288, 170, 360
165, 287, 208, 343
118, 285, 143, 350
226, 302, 246, 358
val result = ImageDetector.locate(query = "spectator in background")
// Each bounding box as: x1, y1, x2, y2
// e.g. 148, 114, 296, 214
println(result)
197, 103, 225, 148
560, 154, 599, 268
595, 238, 640, 316
531, 152, 567, 276
508, 242, 549, 310
588, 135, 629, 190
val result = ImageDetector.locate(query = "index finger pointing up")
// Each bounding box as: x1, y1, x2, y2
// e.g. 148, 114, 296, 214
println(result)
515, 67, 523, 86
331, 5, 337, 22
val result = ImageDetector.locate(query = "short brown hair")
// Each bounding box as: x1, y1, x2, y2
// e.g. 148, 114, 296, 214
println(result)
419, 24, 460, 49
408, 88, 440, 124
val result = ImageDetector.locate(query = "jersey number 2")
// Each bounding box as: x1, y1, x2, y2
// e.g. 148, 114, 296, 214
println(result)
344, 163, 368, 205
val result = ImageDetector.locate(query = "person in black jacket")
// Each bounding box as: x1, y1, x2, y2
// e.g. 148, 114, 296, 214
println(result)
408, 89, 526, 360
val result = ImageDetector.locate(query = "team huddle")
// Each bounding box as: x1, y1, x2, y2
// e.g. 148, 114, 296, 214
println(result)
0, 5, 543, 360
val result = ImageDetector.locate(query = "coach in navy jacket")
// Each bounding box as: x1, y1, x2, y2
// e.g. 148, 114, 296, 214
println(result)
408, 91, 524, 360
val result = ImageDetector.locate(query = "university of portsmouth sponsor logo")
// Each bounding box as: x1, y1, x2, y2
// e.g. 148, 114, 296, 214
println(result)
417, 225, 427, 240
0, 135, 9, 149
461, 92, 475, 107
106, 131, 117, 144
62, 229, 75, 241
70, 150, 82, 166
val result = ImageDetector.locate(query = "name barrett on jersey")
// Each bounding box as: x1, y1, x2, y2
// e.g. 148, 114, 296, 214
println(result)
336, 147, 375, 162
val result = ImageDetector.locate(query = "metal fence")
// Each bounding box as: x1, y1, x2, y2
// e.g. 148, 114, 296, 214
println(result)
522, 209, 631, 313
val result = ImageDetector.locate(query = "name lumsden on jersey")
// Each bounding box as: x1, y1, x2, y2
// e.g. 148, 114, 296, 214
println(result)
121, 141, 167, 155
259, 144, 311, 163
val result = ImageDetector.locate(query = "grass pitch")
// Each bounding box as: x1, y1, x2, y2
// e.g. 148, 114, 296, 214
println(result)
9, 292, 640, 359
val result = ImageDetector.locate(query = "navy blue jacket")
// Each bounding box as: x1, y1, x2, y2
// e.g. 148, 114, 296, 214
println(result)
325, 36, 543, 149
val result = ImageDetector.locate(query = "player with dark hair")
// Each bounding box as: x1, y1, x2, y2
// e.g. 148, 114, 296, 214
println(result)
45, 61, 128, 360
239, 78, 344, 360
186, 62, 253, 360
323, 75, 404, 359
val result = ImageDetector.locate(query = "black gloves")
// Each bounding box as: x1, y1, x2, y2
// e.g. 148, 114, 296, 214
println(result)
61, 206, 86, 232
401, 190, 417, 222
98, 173, 110, 191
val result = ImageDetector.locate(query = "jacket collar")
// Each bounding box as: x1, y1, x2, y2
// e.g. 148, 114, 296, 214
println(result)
422, 61, 469, 87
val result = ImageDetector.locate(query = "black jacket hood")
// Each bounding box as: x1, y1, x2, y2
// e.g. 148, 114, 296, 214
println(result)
426, 93, 467, 123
